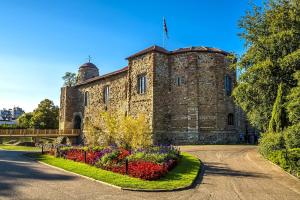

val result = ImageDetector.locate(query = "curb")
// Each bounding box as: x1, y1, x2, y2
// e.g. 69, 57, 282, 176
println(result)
22, 153, 203, 192
122, 159, 203, 192
36, 160, 123, 190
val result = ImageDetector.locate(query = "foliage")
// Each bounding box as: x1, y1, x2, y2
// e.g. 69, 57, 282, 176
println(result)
62, 72, 77, 87
30, 99, 59, 129
17, 112, 33, 128
233, 0, 300, 131
268, 83, 287, 132
284, 123, 300, 149
27, 152, 200, 190
286, 71, 300, 125
85, 111, 152, 149
266, 148, 300, 178
258, 132, 285, 157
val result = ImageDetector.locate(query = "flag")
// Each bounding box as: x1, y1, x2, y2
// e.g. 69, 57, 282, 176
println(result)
163, 17, 168, 39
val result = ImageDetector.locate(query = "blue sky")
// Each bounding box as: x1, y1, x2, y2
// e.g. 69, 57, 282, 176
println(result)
0, 0, 262, 112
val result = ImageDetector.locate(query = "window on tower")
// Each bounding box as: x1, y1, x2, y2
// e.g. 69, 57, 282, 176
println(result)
84, 91, 89, 106
225, 75, 232, 96
103, 85, 110, 104
137, 74, 146, 94
228, 113, 234, 125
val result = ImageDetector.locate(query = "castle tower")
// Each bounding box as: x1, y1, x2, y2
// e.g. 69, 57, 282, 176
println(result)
77, 62, 99, 83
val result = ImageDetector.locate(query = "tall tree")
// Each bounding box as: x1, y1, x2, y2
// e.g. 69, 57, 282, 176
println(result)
233, 0, 300, 131
62, 72, 77, 87
286, 71, 300, 125
30, 99, 59, 129
268, 83, 286, 132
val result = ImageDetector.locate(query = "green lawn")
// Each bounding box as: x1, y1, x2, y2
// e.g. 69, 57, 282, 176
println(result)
0, 144, 41, 151
27, 152, 201, 190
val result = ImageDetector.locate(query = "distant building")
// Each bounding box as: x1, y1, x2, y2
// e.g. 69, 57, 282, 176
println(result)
0, 106, 25, 125
11, 106, 25, 120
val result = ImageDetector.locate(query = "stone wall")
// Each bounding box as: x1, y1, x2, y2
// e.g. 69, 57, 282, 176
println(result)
77, 71, 128, 133
151, 51, 238, 144
127, 53, 154, 128
59, 86, 81, 130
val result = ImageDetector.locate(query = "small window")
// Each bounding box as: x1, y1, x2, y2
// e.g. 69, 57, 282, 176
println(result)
84, 91, 89, 106
103, 85, 110, 104
176, 76, 182, 86
225, 75, 232, 96
228, 113, 234, 125
138, 75, 146, 94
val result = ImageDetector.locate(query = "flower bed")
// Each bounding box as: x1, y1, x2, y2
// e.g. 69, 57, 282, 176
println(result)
56, 146, 180, 180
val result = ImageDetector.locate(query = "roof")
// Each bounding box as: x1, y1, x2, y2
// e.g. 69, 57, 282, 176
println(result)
76, 66, 128, 86
171, 46, 229, 55
126, 45, 229, 59
126, 45, 169, 59
80, 62, 97, 68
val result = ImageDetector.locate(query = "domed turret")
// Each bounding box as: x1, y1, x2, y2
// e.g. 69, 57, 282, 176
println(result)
77, 62, 99, 83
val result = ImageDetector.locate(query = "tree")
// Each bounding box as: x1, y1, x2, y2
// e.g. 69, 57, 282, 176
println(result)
30, 99, 59, 129
286, 71, 300, 125
62, 72, 77, 87
233, 0, 300, 131
268, 83, 287, 132
17, 112, 33, 128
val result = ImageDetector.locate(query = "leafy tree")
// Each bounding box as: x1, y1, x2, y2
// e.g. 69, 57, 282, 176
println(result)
17, 112, 33, 128
284, 123, 300, 149
62, 72, 77, 87
268, 83, 287, 132
30, 99, 59, 129
233, 0, 300, 131
286, 71, 300, 124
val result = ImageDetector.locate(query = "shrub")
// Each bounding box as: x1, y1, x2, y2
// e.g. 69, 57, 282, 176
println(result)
259, 132, 285, 157
284, 123, 300, 149
85, 111, 152, 149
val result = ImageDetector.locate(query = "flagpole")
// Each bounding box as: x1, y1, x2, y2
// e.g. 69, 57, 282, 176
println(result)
163, 16, 165, 48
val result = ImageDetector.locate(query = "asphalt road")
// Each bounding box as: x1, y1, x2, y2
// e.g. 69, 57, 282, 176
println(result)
0, 145, 299, 200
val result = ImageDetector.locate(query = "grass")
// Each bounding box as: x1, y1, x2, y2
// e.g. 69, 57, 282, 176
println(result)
26, 152, 201, 190
0, 144, 41, 151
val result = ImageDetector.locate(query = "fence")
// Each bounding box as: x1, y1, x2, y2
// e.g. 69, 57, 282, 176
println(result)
0, 129, 81, 137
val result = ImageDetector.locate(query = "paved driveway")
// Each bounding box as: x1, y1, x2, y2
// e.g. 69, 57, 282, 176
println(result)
0, 145, 299, 200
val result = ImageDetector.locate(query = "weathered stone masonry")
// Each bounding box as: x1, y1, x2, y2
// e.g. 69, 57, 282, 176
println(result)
60, 45, 247, 144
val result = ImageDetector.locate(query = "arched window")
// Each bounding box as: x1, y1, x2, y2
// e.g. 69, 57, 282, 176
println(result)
84, 91, 89, 106
228, 113, 234, 125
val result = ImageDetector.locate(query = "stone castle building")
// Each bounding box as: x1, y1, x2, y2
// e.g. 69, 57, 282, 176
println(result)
59, 45, 248, 144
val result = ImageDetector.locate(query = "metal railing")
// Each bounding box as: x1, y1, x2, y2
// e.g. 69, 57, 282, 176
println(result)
0, 129, 81, 137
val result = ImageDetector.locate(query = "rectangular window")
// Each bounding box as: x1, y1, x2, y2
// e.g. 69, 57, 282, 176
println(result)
84, 91, 89, 106
225, 75, 232, 96
103, 86, 110, 104
138, 75, 146, 94
176, 76, 184, 86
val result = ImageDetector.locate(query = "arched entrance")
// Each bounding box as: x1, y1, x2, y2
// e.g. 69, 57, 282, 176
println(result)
73, 115, 82, 129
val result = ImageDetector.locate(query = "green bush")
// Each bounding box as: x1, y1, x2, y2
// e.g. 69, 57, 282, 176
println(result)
259, 132, 285, 157
284, 123, 300, 149
128, 152, 169, 163
267, 150, 288, 169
